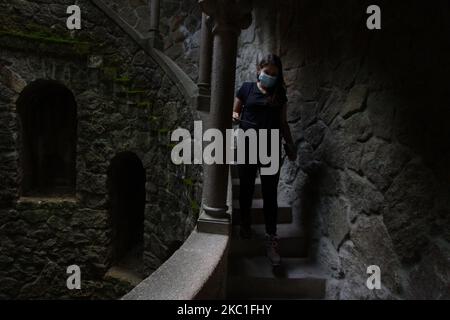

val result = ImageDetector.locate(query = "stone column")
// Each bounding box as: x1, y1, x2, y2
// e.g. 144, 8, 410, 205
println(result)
197, 0, 253, 234
149, 0, 163, 49
196, 13, 213, 112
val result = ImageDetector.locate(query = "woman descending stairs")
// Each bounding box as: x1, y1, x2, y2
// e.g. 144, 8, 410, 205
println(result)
226, 165, 328, 300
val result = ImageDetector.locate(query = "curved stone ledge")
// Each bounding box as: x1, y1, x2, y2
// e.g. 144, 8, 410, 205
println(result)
90, 0, 198, 105
151, 48, 199, 106
123, 170, 233, 300
122, 229, 229, 300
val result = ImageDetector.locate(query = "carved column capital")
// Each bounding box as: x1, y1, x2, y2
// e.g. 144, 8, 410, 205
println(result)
199, 0, 253, 35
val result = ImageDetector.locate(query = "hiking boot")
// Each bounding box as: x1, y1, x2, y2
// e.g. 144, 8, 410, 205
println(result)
239, 225, 252, 239
265, 233, 281, 266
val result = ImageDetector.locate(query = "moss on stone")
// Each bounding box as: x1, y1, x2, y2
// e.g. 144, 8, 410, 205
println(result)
137, 101, 151, 108
0, 29, 91, 51
114, 76, 132, 85
158, 128, 170, 134
126, 89, 146, 95
182, 178, 194, 186
0, 19, 102, 58
166, 142, 177, 149
190, 199, 200, 212
102, 67, 117, 79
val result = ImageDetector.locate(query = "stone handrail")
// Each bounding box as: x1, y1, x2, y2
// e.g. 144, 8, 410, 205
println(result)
121, 229, 229, 299
90, 0, 198, 105
122, 171, 233, 300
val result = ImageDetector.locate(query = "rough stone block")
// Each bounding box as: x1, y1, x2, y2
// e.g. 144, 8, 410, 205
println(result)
341, 85, 369, 119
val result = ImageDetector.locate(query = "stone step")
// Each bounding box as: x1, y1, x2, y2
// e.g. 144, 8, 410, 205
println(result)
230, 224, 307, 257
232, 178, 262, 199
227, 257, 327, 300
232, 199, 292, 225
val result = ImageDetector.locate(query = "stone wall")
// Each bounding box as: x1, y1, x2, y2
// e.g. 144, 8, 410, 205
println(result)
237, 0, 450, 299
0, 0, 201, 299
236, 1, 281, 88
105, 0, 202, 82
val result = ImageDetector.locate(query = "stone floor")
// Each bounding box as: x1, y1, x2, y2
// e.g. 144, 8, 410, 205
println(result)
105, 243, 145, 287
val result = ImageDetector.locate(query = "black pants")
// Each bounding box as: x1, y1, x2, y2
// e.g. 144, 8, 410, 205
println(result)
238, 164, 280, 235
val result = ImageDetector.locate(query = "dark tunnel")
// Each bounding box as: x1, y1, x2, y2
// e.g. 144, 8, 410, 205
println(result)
107, 152, 146, 268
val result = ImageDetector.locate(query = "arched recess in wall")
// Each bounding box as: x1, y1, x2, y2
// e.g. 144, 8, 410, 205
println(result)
107, 152, 146, 267
16, 79, 77, 197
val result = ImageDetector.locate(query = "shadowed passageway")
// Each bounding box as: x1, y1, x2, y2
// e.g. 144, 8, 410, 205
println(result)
107, 152, 146, 277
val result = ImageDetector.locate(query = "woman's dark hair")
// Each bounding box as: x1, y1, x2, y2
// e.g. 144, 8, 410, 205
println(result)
256, 53, 287, 107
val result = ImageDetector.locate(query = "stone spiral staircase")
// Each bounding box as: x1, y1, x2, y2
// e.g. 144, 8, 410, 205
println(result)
92, 0, 328, 300
227, 165, 328, 299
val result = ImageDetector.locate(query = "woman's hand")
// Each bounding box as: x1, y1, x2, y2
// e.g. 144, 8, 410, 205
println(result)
233, 98, 243, 123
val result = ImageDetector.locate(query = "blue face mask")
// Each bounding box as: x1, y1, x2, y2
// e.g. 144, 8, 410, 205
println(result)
258, 71, 278, 88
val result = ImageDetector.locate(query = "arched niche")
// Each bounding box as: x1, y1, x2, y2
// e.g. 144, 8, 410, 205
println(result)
16, 79, 77, 197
